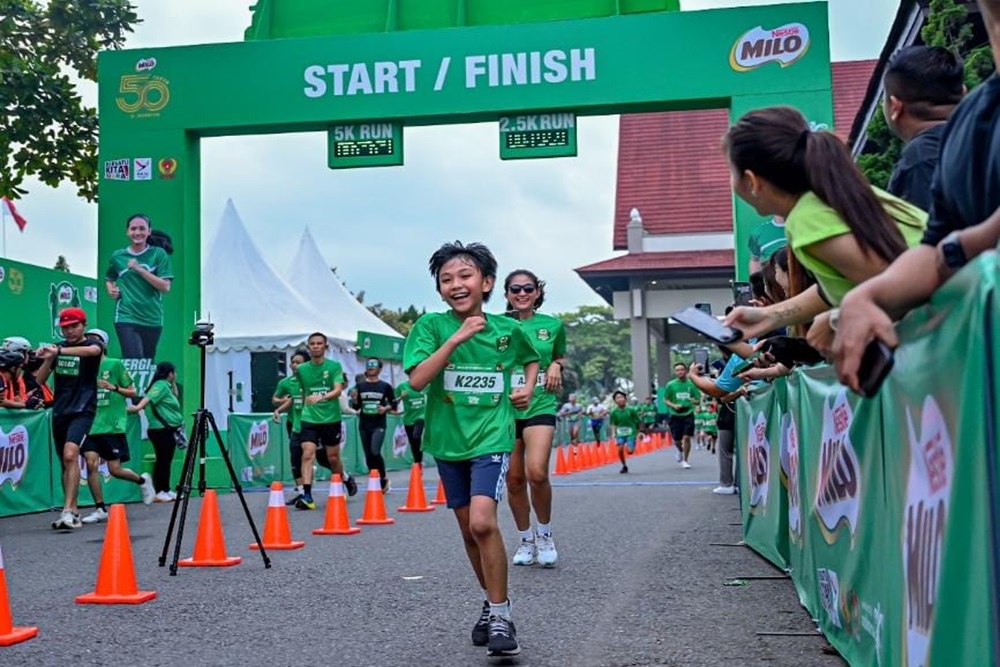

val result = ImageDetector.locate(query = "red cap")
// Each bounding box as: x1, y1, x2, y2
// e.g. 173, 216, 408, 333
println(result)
58, 307, 87, 326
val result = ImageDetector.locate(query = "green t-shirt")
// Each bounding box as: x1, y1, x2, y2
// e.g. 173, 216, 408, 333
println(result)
146, 378, 183, 429
748, 218, 788, 262
609, 406, 641, 437
403, 311, 539, 461
106, 245, 174, 327
395, 381, 426, 426
785, 188, 926, 306
511, 313, 566, 420
694, 411, 705, 428
296, 358, 344, 424
702, 410, 719, 434
90, 357, 133, 435
274, 375, 304, 434
663, 378, 700, 416
638, 403, 657, 424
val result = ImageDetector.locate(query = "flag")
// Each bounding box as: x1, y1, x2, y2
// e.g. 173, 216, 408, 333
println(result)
1, 196, 27, 232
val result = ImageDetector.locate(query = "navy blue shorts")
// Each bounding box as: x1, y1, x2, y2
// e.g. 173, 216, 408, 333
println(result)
436, 453, 510, 510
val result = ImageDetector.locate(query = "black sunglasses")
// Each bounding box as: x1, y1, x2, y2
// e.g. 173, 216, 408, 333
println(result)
508, 284, 537, 295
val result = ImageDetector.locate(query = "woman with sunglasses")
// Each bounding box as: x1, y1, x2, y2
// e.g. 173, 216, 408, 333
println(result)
104, 214, 174, 360
503, 270, 567, 568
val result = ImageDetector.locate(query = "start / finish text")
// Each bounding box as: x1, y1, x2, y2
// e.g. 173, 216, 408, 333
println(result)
303, 48, 597, 98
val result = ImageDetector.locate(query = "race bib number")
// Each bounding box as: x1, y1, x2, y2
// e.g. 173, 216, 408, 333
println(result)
510, 372, 546, 389
444, 371, 502, 393
96, 388, 110, 407
617, 427, 634, 436
56, 355, 80, 377
362, 402, 380, 415
677, 392, 691, 402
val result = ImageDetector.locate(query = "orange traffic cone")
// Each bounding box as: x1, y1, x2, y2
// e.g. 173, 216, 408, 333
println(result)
398, 464, 435, 513
356, 471, 395, 525
0, 543, 38, 645
553, 446, 568, 475
604, 442, 616, 465
569, 445, 581, 473
314, 474, 361, 535
179, 490, 242, 567
250, 482, 305, 550
430, 476, 447, 505
76, 504, 156, 605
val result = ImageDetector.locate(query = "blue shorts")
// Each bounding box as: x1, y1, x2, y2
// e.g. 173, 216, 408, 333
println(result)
615, 436, 637, 454
436, 453, 510, 510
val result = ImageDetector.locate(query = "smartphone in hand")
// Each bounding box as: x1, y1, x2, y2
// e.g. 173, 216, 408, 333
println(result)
858, 340, 894, 398
732, 281, 753, 307
671, 307, 743, 344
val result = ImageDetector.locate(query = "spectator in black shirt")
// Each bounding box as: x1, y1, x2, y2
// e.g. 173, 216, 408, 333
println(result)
834, 0, 1000, 393
883, 46, 966, 211
350, 358, 396, 493
34, 307, 105, 530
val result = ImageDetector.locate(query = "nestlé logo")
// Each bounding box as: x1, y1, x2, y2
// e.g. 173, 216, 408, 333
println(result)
730, 22, 811, 72
779, 413, 802, 541
814, 391, 861, 544
0, 425, 29, 487
747, 411, 770, 510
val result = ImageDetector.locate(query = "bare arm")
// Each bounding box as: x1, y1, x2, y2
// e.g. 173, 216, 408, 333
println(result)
805, 234, 891, 287
726, 285, 828, 341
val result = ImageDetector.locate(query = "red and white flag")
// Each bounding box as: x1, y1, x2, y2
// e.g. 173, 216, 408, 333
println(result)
1, 197, 27, 232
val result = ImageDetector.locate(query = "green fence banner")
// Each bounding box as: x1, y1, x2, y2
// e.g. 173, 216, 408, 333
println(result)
0, 257, 98, 348
227, 414, 287, 488
0, 409, 53, 517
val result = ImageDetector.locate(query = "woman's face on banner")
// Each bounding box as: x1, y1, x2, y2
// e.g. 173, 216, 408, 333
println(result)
127, 216, 150, 247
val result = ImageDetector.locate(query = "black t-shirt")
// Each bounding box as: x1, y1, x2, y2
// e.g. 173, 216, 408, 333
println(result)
922, 74, 1000, 246
886, 123, 946, 212
51, 339, 104, 417
352, 380, 395, 428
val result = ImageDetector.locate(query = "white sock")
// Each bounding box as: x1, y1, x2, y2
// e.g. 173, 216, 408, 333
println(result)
536, 522, 551, 537
489, 600, 511, 620
519, 528, 535, 542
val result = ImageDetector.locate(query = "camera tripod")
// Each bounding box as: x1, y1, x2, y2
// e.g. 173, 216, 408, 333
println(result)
159, 326, 271, 574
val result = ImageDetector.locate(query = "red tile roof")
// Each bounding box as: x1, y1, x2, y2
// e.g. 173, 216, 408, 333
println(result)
611, 60, 878, 250
576, 250, 735, 274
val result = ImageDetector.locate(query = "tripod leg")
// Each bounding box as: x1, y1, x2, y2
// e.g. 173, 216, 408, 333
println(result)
168, 412, 206, 575
159, 420, 199, 567
206, 410, 271, 569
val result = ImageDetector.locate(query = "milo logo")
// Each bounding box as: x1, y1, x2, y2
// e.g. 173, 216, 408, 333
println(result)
814, 391, 861, 544
122, 358, 155, 395
78, 454, 109, 481
0, 425, 29, 487
49, 280, 81, 337
730, 22, 811, 72
392, 425, 408, 458
903, 397, 952, 667
747, 411, 769, 510
779, 413, 802, 542
247, 421, 269, 458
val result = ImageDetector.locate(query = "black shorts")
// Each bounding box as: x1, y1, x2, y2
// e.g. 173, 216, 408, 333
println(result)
299, 421, 343, 449
669, 414, 696, 441
82, 433, 131, 463
515, 413, 557, 440
52, 413, 93, 455
289, 432, 331, 477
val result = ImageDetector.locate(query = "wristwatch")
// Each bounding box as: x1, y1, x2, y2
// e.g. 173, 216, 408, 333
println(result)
940, 231, 968, 270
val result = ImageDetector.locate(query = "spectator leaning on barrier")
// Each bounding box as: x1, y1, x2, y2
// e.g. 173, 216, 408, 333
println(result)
834, 0, 1000, 392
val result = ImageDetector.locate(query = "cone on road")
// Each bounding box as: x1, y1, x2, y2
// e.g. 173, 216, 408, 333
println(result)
251, 482, 305, 550
398, 464, 435, 513
430, 477, 447, 505
76, 504, 156, 605
0, 544, 38, 646
356, 471, 395, 525
604, 442, 616, 465
179, 490, 242, 567
553, 446, 569, 475
314, 474, 361, 535
569, 445, 582, 473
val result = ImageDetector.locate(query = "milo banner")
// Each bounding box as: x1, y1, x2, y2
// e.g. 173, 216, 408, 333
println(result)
0, 257, 98, 347
227, 414, 286, 488
0, 409, 54, 517
74, 412, 145, 507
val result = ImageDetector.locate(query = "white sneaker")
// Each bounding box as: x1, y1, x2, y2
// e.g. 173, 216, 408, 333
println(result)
167, 490, 177, 501
675, 451, 682, 462
81, 508, 109, 524
536, 533, 558, 568
140, 473, 156, 505
712, 485, 738, 495
681, 461, 692, 469
154, 491, 173, 503
512, 539, 537, 566
52, 509, 81, 530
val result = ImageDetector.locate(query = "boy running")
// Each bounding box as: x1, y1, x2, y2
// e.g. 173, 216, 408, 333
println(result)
609, 391, 642, 474
80, 328, 156, 522
702, 403, 719, 455
395, 379, 427, 465
638, 396, 657, 435
404, 241, 539, 658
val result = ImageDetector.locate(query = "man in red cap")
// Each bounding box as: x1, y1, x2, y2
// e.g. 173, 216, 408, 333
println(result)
34, 307, 105, 530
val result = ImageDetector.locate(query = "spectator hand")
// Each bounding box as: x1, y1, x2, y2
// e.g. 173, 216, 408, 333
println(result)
806, 311, 836, 361
509, 386, 532, 411
725, 306, 776, 341
832, 290, 899, 395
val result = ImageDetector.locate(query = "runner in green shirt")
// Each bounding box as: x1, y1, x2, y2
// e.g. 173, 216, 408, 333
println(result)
128, 361, 184, 500
404, 241, 538, 658
395, 380, 427, 465
663, 363, 701, 469
638, 396, 657, 434
609, 391, 642, 474
702, 403, 719, 455
79, 329, 155, 522
294, 332, 354, 509
104, 214, 173, 360
502, 269, 567, 569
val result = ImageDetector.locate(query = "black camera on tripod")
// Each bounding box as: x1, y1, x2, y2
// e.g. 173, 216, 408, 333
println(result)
188, 319, 215, 347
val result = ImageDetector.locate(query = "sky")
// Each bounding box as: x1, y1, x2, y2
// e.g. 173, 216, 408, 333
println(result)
2, 0, 899, 315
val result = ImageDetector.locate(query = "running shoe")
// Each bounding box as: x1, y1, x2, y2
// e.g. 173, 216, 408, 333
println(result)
712, 485, 737, 495
619, 465, 629, 474
487, 615, 520, 656
81, 508, 109, 524
52, 509, 81, 530
471, 600, 490, 647
681, 461, 692, 469
295, 495, 317, 510
154, 491, 173, 503
675, 451, 682, 463
286, 485, 304, 505
286, 492, 304, 506
381, 477, 391, 494
512, 539, 536, 566
140, 473, 156, 505
536, 533, 557, 568
344, 474, 359, 497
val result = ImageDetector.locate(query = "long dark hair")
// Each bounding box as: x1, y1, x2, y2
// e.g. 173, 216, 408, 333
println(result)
724, 106, 909, 264
503, 269, 546, 314
146, 361, 176, 393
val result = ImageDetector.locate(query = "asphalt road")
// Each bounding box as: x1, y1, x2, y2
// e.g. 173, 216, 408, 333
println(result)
0, 446, 845, 667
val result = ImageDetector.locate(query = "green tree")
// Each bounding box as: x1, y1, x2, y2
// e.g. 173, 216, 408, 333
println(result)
555, 305, 632, 398
1, 0, 140, 201
858, 0, 994, 187
53, 255, 70, 272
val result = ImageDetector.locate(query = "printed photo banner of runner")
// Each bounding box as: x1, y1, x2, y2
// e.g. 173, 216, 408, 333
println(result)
735, 252, 999, 667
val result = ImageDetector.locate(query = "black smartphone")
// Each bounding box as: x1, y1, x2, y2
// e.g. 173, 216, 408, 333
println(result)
858, 340, 894, 398
731, 353, 760, 376
671, 306, 743, 344
695, 303, 712, 316
732, 281, 753, 307
693, 348, 709, 369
